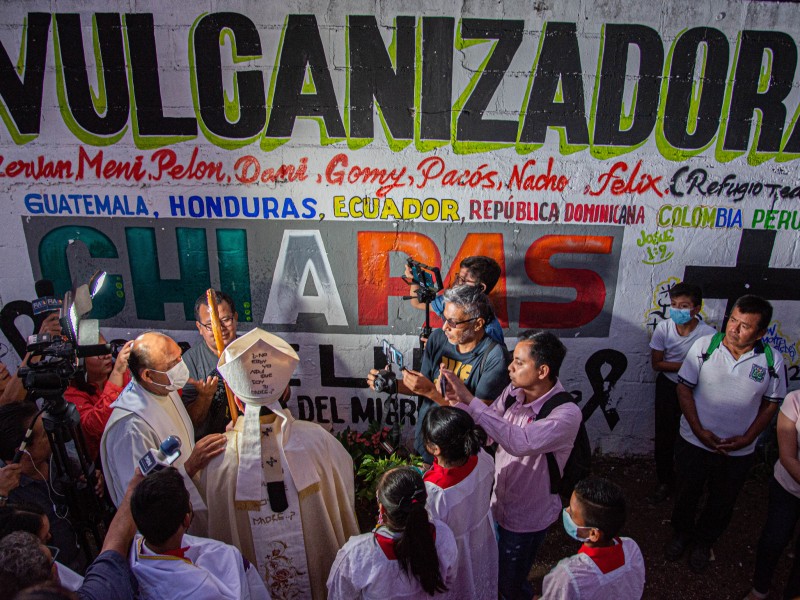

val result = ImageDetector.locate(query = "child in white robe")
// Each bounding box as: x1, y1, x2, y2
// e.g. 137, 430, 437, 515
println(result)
129, 467, 269, 600
423, 405, 498, 599
327, 466, 458, 600
539, 477, 645, 599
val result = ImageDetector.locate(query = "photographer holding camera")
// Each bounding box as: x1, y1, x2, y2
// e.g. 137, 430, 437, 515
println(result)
368, 285, 510, 464
406, 255, 505, 344
64, 335, 133, 461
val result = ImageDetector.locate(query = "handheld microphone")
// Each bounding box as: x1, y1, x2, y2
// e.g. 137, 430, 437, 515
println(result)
12, 428, 34, 463
138, 436, 182, 475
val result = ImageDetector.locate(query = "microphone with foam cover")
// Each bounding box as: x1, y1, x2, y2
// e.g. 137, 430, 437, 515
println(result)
32, 280, 62, 334
34, 279, 55, 299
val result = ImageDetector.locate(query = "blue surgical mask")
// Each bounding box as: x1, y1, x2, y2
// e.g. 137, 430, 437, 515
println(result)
670, 308, 693, 325
562, 508, 590, 542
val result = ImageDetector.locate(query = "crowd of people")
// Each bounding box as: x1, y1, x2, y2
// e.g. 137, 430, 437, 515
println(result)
0, 256, 795, 600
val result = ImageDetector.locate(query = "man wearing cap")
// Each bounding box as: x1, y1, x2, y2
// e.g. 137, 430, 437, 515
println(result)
100, 332, 227, 535
200, 328, 358, 600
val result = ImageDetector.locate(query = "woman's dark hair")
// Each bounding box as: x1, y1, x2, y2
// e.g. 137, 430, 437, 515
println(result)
69, 370, 98, 396
0, 503, 47, 539
422, 406, 481, 464
377, 467, 447, 595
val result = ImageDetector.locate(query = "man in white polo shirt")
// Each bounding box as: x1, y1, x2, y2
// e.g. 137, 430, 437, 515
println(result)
666, 295, 786, 573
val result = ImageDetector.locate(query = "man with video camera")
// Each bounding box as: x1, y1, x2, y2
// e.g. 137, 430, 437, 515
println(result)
406, 255, 505, 344
368, 285, 510, 464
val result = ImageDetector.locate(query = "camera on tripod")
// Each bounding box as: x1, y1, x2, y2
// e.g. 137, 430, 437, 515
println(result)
16, 271, 114, 563
405, 258, 443, 305
19, 271, 112, 403
373, 339, 405, 395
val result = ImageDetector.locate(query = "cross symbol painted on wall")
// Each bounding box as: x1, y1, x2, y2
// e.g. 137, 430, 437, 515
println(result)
261, 427, 272, 438
683, 230, 800, 328
264, 457, 278, 468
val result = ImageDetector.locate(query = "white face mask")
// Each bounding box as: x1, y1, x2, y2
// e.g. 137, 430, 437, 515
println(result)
149, 360, 190, 392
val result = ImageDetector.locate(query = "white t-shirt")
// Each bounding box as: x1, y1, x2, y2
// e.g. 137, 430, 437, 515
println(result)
677, 335, 786, 456
649, 318, 716, 383
541, 537, 645, 600
774, 390, 800, 498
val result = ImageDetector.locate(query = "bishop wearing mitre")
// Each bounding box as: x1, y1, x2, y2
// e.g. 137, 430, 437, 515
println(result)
200, 328, 359, 600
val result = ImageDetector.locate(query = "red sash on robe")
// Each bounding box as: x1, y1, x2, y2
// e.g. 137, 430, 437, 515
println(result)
423, 455, 478, 489
578, 538, 625, 574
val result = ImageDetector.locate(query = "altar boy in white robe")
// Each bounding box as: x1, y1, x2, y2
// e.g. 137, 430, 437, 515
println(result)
422, 406, 498, 599
200, 328, 359, 600
130, 467, 270, 600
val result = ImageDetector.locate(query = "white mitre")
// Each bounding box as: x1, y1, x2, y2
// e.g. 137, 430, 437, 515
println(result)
217, 328, 299, 506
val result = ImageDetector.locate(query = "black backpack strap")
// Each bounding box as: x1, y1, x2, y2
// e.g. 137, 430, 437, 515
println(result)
537, 391, 577, 419
536, 392, 578, 493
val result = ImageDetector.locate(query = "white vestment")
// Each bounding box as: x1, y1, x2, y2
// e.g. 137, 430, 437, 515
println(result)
200, 412, 359, 600
100, 380, 207, 534
541, 537, 645, 599
130, 533, 270, 600
424, 449, 498, 599
326, 519, 458, 600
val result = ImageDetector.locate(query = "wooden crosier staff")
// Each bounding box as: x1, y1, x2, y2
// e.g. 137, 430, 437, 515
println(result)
207, 289, 240, 425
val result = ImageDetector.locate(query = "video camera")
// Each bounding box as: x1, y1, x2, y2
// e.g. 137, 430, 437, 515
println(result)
373, 339, 405, 395
403, 258, 444, 345
19, 272, 112, 402
16, 272, 114, 564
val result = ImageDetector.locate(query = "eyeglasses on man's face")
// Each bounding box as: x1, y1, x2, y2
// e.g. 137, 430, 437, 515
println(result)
443, 316, 478, 328
199, 316, 235, 332
453, 274, 479, 286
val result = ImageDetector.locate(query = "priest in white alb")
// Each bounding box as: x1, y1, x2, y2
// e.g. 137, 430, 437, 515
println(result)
100, 332, 228, 535
200, 328, 359, 600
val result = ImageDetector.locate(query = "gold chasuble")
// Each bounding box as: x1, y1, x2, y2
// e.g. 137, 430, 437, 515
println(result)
199, 329, 358, 600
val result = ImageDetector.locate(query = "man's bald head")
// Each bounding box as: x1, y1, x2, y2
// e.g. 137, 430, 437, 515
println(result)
128, 332, 183, 393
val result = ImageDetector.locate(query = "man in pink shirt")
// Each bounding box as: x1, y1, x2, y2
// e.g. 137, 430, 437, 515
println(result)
441, 330, 582, 600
